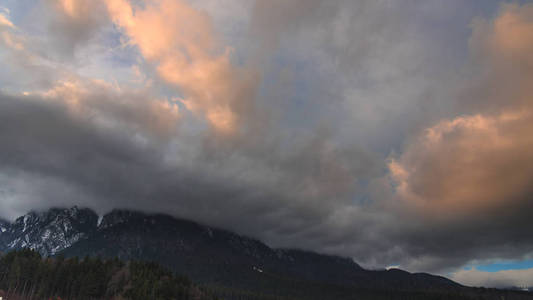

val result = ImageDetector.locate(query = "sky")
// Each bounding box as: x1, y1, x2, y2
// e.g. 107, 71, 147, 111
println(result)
0, 0, 533, 289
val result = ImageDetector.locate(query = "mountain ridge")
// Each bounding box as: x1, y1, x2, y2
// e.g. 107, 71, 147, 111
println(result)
3, 206, 516, 299
0, 206, 97, 256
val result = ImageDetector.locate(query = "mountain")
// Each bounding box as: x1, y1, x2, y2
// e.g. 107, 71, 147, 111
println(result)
0, 206, 97, 256
0, 219, 9, 233
1, 207, 532, 300
61, 209, 459, 292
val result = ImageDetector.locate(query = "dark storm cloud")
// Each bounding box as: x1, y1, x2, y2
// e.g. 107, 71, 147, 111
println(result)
1, 0, 533, 282
4, 83, 532, 275
385, 2, 533, 272
0, 89, 379, 246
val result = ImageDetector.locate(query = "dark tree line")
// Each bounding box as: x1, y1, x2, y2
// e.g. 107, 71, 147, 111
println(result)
0, 250, 531, 300
0, 249, 204, 300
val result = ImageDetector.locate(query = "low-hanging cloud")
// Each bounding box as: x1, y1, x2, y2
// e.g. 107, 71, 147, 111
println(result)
386, 2, 533, 271
1, 0, 533, 280
452, 267, 533, 289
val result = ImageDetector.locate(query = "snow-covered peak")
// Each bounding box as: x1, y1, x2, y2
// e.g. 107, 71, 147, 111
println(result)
1, 207, 98, 256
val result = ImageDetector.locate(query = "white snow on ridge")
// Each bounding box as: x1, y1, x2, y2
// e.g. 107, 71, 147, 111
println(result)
2, 208, 96, 257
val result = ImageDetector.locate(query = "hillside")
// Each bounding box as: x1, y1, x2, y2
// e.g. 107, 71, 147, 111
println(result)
0, 207, 532, 300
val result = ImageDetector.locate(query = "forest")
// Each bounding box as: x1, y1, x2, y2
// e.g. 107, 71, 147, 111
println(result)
0, 250, 531, 300
0, 249, 201, 299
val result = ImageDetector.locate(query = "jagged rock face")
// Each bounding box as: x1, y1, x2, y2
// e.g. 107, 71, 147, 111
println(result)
0, 207, 98, 256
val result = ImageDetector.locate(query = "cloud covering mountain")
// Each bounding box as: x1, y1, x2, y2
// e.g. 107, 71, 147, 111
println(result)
0, 0, 532, 287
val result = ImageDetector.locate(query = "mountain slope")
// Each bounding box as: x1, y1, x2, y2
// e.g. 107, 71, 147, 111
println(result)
3, 207, 529, 300
61, 209, 459, 293
64, 210, 358, 289
0, 206, 97, 256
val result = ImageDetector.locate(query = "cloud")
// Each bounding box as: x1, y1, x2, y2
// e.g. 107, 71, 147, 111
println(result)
249, 0, 334, 57
0, 10, 22, 51
35, 79, 181, 139
0, 85, 378, 242
0, 13, 14, 29
452, 267, 533, 288
45, 0, 109, 58
384, 2, 533, 271
389, 110, 533, 217
2, 0, 533, 279
389, 2, 533, 217
470, 3, 533, 70
105, 0, 258, 135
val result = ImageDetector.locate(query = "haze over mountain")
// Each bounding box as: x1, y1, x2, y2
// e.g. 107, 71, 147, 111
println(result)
1, 0, 533, 290
2, 207, 533, 299
0, 207, 452, 290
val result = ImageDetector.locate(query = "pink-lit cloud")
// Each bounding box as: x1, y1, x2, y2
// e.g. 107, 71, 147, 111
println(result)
389, 3, 533, 219
105, 0, 258, 135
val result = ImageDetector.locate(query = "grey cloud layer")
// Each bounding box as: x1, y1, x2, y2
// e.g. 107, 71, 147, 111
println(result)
452, 267, 533, 288
1, 0, 532, 284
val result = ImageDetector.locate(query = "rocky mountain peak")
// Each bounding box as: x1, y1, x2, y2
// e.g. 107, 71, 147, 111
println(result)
1, 207, 98, 256
0, 206, 463, 294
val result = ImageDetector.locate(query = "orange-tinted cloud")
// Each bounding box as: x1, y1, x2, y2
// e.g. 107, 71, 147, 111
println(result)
389, 111, 533, 215
105, 0, 257, 135
470, 3, 533, 68
0, 12, 14, 28
33, 79, 180, 139
389, 3, 533, 218
0, 11, 24, 51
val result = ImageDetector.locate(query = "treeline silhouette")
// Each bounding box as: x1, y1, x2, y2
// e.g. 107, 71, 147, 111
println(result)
0, 249, 208, 300
0, 249, 532, 300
